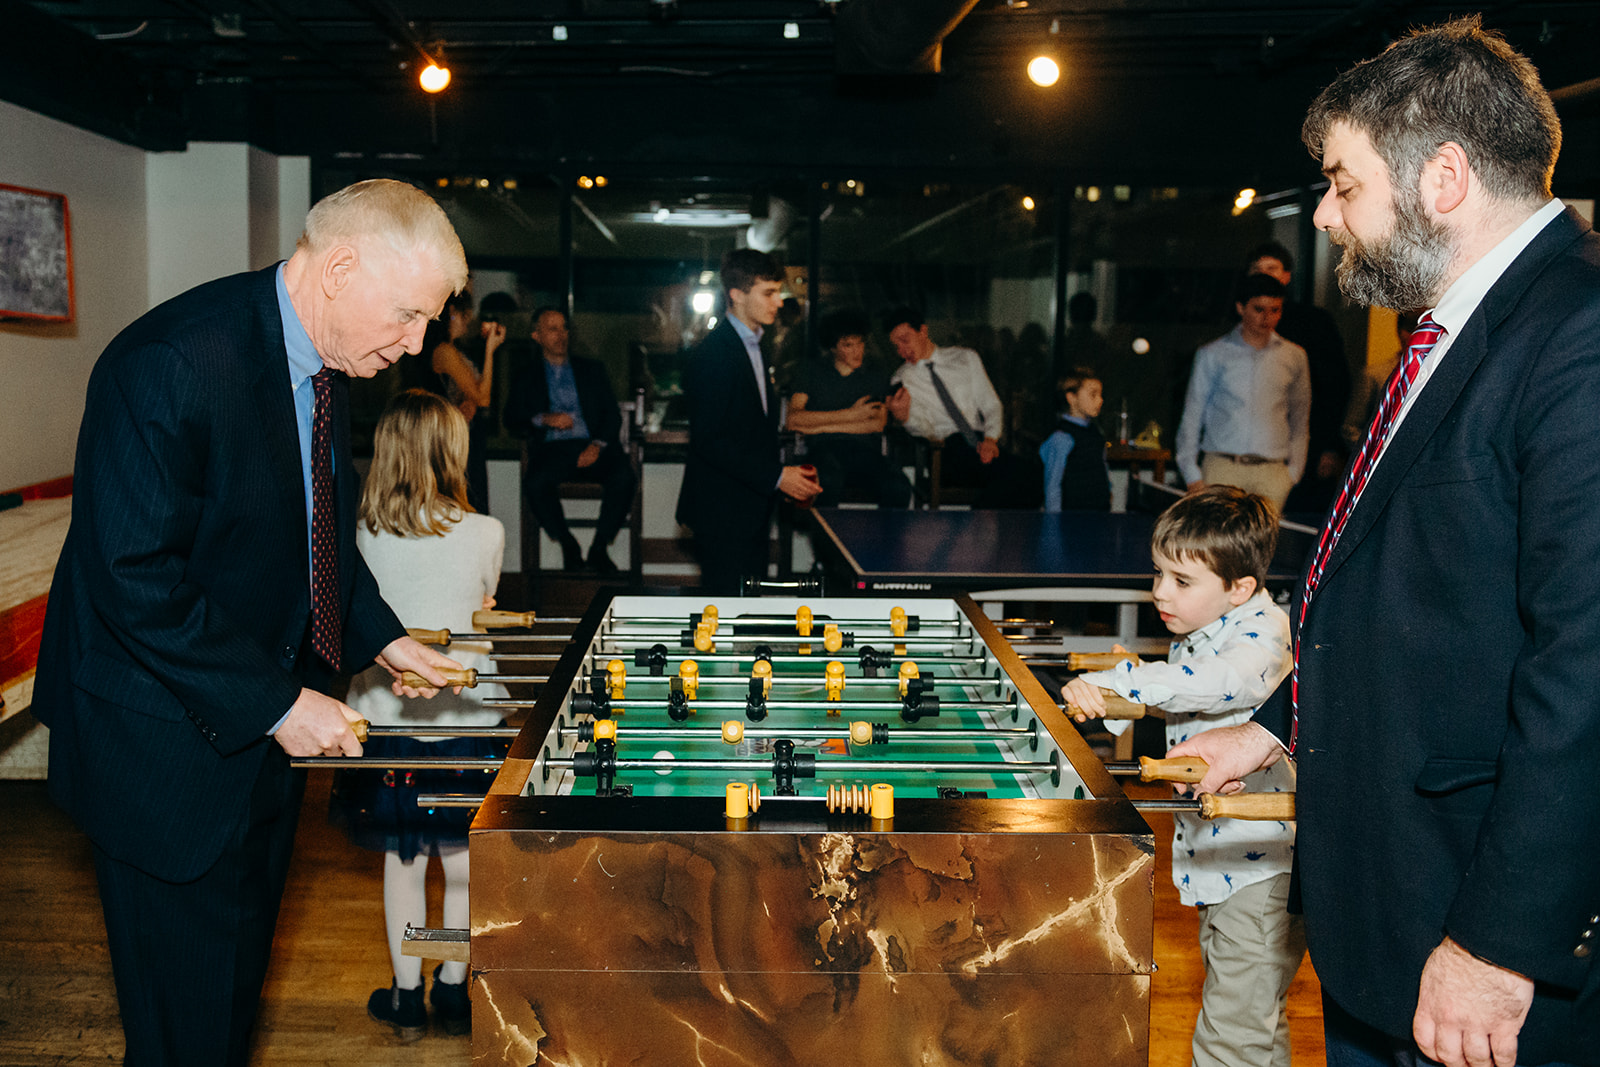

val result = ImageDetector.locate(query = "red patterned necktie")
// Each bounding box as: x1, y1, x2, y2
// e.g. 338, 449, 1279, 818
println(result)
1289, 312, 1444, 752
310, 368, 340, 669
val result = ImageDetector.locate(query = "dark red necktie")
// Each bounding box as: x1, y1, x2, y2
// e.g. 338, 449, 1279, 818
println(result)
310, 368, 340, 669
1289, 313, 1445, 752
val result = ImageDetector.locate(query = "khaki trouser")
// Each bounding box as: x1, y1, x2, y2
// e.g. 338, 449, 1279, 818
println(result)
1200, 454, 1296, 511
1192, 872, 1308, 1067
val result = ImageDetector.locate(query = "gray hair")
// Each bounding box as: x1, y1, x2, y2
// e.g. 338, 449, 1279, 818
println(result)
1302, 15, 1560, 204
297, 179, 468, 293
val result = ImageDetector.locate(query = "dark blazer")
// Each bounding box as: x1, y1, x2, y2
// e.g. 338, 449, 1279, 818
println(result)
33, 266, 404, 884
502, 351, 623, 451
1256, 207, 1600, 1063
674, 317, 781, 536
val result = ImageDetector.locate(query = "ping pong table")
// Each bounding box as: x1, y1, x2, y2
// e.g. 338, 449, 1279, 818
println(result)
809, 506, 1316, 649
804, 502, 1319, 761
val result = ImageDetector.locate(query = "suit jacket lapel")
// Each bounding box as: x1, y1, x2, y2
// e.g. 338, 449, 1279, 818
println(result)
251, 271, 308, 561
1316, 208, 1586, 591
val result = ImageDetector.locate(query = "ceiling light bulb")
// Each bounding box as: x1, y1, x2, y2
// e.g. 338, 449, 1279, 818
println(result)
419, 62, 451, 93
1021, 195, 1036, 211
1027, 55, 1060, 87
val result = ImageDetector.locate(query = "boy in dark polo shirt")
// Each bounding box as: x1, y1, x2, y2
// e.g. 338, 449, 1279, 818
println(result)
784, 308, 911, 507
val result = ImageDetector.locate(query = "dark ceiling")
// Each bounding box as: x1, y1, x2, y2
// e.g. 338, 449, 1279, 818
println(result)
8, 0, 1600, 187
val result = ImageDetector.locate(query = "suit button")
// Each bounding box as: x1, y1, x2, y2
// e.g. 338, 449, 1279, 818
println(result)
1576, 944, 1592, 959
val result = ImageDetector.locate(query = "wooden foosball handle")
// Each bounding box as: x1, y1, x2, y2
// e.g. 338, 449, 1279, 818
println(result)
400, 668, 478, 688
1067, 651, 1143, 671
474, 610, 536, 629
1199, 792, 1295, 821
351, 718, 369, 742
1139, 756, 1208, 783
1065, 692, 1146, 719
407, 628, 451, 646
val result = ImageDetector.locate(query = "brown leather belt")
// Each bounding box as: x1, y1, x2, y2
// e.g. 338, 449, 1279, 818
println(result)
1207, 452, 1283, 466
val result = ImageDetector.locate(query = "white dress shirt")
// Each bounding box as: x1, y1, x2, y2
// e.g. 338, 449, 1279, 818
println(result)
890, 345, 1004, 442
1379, 198, 1564, 460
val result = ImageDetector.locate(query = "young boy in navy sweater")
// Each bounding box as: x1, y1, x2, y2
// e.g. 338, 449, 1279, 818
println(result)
1039, 367, 1111, 511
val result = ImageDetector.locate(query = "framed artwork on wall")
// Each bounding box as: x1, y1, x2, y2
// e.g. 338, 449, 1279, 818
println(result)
0, 182, 75, 323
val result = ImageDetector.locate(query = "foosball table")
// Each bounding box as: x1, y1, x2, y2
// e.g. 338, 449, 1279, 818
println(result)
460, 592, 1161, 1066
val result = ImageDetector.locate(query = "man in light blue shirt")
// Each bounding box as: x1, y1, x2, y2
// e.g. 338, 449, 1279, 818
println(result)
1174, 273, 1311, 510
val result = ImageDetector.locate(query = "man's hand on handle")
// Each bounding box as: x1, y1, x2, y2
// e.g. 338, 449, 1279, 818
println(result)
1165, 721, 1282, 796
274, 689, 365, 757
375, 636, 466, 698
1413, 937, 1533, 1067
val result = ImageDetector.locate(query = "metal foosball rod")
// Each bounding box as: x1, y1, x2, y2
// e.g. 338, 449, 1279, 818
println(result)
578, 673, 981, 689
399, 667, 550, 688
290, 755, 505, 769
1022, 651, 1142, 671
1134, 792, 1296, 821
596, 636, 981, 654
597, 696, 1014, 714
286, 717, 519, 769
563, 718, 1038, 747
413, 790, 1295, 821
409, 628, 574, 646
545, 754, 1059, 775
594, 650, 992, 667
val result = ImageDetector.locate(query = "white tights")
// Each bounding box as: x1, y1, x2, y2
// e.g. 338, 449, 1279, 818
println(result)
383, 846, 470, 990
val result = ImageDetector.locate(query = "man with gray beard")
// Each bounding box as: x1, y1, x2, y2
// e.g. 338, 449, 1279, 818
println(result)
1169, 16, 1600, 1067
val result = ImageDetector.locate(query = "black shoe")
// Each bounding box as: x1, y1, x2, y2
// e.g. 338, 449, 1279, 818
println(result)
431, 964, 471, 1036
559, 536, 585, 571
587, 546, 619, 574
368, 982, 426, 1042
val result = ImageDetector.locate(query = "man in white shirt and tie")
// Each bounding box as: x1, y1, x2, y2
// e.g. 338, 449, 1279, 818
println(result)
883, 305, 1031, 507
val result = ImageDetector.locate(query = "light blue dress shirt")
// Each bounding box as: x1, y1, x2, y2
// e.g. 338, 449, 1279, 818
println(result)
539, 359, 590, 441
1173, 326, 1310, 485
1039, 414, 1089, 513
271, 264, 326, 734
727, 314, 768, 415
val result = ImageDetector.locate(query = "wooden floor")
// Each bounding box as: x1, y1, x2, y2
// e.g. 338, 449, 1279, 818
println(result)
0, 773, 1325, 1066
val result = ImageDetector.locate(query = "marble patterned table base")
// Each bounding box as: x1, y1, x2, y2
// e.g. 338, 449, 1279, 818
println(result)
470, 821, 1153, 1066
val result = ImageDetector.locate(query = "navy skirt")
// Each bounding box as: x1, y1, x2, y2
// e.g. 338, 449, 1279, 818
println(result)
329, 733, 509, 862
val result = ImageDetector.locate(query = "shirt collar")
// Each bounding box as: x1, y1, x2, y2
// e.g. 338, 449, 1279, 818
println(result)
1176, 589, 1273, 653
728, 313, 762, 346
1430, 199, 1563, 338
276, 263, 324, 386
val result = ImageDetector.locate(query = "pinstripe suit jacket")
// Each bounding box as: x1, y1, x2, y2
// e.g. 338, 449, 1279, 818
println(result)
34, 266, 404, 882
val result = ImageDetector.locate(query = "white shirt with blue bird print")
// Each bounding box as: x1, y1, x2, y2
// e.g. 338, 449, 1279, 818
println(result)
1082, 588, 1296, 907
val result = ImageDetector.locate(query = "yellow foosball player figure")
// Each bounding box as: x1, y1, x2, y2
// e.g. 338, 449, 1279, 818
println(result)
1064, 486, 1301, 1067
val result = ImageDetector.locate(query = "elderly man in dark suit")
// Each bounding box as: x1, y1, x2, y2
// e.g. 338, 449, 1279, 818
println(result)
1172, 18, 1599, 1067
33, 179, 467, 1067
676, 248, 820, 592
503, 306, 636, 573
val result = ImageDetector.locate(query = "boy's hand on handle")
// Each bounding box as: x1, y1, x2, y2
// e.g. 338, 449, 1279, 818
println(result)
376, 636, 465, 698
1166, 721, 1282, 796
275, 688, 365, 757
1062, 677, 1108, 722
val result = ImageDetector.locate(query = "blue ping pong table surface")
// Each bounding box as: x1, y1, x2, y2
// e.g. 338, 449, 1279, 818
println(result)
811, 508, 1316, 592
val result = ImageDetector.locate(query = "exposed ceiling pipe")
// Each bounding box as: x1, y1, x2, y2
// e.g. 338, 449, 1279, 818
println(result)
833, 0, 981, 76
